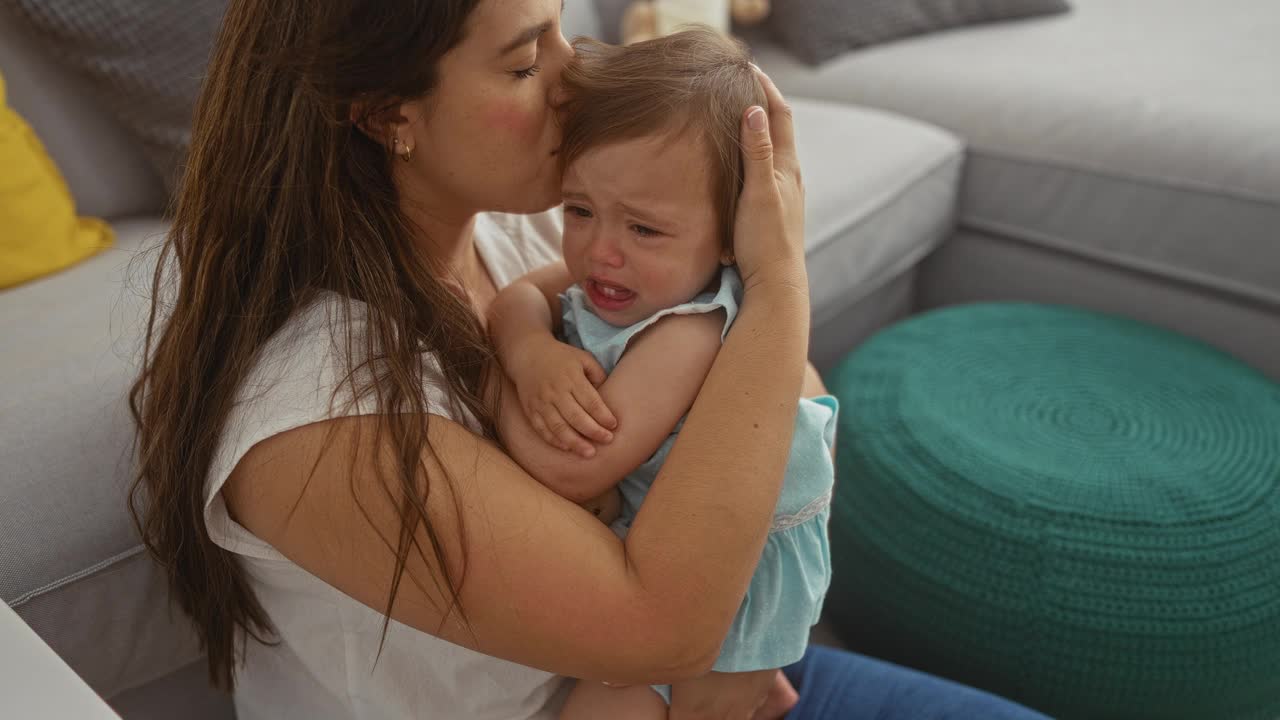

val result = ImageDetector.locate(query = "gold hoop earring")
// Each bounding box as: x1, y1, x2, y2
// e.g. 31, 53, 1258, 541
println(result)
392, 137, 414, 163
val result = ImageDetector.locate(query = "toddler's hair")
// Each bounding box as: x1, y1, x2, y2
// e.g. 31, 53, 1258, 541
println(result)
558, 28, 767, 252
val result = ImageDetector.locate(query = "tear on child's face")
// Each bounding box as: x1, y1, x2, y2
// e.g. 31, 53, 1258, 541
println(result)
560, 133, 727, 327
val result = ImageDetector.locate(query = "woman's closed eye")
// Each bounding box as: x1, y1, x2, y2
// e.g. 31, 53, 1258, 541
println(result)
512, 64, 542, 80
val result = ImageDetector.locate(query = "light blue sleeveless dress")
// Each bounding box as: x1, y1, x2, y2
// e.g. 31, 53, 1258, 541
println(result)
560, 267, 838, 702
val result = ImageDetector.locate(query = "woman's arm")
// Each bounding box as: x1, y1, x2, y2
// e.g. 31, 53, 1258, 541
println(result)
803, 361, 828, 398
226, 413, 712, 682
498, 310, 725, 502
224, 70, 806, 684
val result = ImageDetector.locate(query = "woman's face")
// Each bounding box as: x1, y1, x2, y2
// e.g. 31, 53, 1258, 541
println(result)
398, 0, 573, 217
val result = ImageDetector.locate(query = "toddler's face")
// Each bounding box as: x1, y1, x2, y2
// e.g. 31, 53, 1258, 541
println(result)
561, 132, 729, 327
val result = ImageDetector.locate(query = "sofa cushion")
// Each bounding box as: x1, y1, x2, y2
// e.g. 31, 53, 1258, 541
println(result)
750, 0, 1280, 313
0, 9, 165, 220
767, 0, 1070, 65
109, 659, 234, 719
0, 217, 203, 698
789, 98, 963, 365
3, 0, 227, 191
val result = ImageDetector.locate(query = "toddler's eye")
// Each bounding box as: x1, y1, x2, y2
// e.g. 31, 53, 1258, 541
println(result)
631, 224, 659, 238
566, 205, 593, 219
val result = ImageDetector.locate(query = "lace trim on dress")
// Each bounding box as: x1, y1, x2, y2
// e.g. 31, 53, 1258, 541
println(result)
770, 489, 833, 532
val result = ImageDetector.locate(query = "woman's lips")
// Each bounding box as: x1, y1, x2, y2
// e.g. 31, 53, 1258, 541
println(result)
586, 278, 636, 313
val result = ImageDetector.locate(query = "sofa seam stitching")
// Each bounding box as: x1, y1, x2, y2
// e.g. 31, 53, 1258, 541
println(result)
7, 544, 147, 609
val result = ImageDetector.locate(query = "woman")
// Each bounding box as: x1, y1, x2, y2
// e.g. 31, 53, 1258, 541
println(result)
129, 0, 1050, 718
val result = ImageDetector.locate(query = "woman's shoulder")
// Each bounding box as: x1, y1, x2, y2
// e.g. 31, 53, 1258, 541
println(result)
475, 209, 564, 286
237, 290, 376, 416
478, 208, 563, 252
204, 291, 456, 558
239, 291, 454, 416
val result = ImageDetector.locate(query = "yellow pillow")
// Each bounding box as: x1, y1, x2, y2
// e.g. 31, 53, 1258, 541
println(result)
0, 68, 112, 289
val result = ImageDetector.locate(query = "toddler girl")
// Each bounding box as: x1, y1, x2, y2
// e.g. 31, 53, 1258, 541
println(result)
488, 29, 837, 719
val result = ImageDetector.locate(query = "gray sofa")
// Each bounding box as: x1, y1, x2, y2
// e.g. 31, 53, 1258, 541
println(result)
1, 1, 1275, 718
749, 0, 1280, 377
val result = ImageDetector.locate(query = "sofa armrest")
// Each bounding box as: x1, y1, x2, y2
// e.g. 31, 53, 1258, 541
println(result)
0, 603, 121, 719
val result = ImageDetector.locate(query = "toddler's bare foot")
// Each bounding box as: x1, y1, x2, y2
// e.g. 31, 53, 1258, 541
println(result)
750, 670, 799, 720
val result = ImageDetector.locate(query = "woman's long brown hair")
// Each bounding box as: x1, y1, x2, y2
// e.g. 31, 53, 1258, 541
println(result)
128, 0, 492, 691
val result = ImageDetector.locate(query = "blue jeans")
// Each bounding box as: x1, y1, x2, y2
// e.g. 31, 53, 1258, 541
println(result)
782, 646, 1051, 719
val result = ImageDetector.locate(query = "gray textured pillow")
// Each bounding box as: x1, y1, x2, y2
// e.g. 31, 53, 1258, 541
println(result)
769, 0, 1070, 65
2, 0, 227, 191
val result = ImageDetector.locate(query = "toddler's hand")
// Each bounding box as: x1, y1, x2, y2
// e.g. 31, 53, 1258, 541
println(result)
510, 336, 617, 457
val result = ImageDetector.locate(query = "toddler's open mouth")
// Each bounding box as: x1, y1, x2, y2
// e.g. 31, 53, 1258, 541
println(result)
586, 277, 636, 313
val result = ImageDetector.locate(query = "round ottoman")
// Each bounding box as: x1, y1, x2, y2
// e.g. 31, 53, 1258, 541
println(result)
825, 303, 1280, 720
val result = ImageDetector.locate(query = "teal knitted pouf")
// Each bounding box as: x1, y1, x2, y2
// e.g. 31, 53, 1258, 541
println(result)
824, 303, 1280, 720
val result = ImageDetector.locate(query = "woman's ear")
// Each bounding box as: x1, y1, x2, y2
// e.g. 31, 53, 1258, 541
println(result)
349, 99, 413, 155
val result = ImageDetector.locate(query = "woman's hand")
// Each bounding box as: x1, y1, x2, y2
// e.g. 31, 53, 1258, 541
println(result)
733, 68, 806, 295
507, 334, 617, 458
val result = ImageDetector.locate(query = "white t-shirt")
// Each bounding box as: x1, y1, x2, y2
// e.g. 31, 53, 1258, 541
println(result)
202, 210, 570, 720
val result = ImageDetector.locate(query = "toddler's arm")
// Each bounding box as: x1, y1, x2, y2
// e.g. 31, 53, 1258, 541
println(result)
488, 262, 569, 364
498, 309, 726, 503
489, 263, 618, 455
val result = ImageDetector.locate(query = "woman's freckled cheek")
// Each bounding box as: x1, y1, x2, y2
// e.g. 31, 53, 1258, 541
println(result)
483, 100, 540, 140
